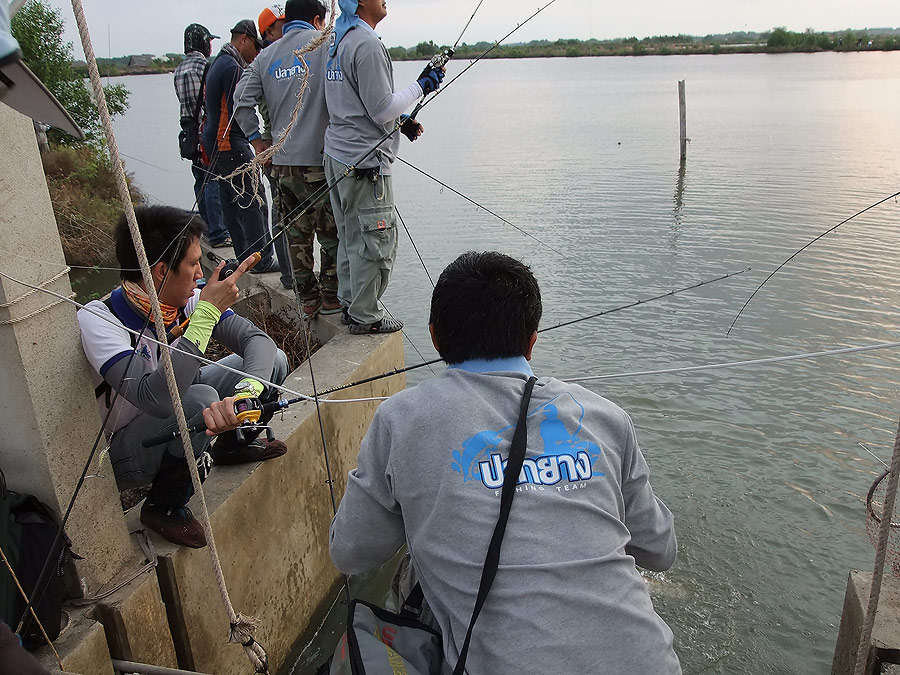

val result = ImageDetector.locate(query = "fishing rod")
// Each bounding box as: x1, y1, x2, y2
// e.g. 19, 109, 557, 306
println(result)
315, 267, 751, 397
726, 189, 900, 336
396, 156, 571, 260
405, 0, 488, 122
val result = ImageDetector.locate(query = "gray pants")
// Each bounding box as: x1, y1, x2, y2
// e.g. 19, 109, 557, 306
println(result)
325, 155, 398, 325
109, 351, 289, 492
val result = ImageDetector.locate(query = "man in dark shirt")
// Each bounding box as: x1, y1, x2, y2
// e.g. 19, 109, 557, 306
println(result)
202, 20, 278, 273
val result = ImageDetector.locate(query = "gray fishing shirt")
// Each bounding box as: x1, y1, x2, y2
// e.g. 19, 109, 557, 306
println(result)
330, 362, 682, 674
323, 24, 400, 174
234, 21, 329, 167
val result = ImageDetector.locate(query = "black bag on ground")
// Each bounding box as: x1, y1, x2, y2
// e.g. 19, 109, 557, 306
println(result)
0, 467, 76, 649
323, 377, 538, 675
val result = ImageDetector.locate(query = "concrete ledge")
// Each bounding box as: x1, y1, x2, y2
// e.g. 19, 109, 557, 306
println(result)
35, 612, 114, 675
93, 569, 178, 668
832, 570, 900, 674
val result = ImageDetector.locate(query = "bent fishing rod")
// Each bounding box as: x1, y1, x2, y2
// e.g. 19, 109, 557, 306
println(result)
315, 267, 751, 397
727, 189, 900, 336
235, 0, 560, 262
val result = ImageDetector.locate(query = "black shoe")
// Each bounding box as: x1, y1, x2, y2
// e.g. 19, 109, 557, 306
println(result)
348, 317, 404, 334
210, 437, 288, 465
140, 502, 207, 548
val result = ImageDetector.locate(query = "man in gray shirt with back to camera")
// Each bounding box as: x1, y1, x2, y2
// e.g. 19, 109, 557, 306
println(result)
234, 0, 340, 317
330, 251, 682, 674
324, 0, 444, 334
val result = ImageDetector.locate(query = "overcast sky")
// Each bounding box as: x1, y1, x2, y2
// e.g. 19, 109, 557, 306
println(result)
40, 0, 900, 59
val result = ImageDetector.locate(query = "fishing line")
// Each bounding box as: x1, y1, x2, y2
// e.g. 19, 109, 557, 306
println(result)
561, 340, 900, 383
395, 205, 435, 287
384, 303, 438, 378
315, 268, 750, 396
396, 157, 570, 260
280, 206, 353, 603
727, 189, 900, 336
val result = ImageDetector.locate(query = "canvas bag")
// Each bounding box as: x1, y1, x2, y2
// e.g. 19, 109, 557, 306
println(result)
326, 377, 538, 675
0, 466, 77, 649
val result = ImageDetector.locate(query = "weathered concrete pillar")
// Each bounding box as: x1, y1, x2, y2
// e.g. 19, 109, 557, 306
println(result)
0, 103, 135, 591
832, 570, 900, 674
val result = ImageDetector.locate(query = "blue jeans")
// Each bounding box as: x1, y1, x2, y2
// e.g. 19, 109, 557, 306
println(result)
209, 145, 277, 269
192, 162, 229, 245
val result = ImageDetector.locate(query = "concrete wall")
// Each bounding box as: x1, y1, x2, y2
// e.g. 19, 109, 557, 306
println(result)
0, 105, 136, 592
832, 570, 900, 674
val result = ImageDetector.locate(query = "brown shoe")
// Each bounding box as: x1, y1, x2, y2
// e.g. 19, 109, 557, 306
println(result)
320, 296, 342, 315
140, 502, 207, 548
301, 298, 321, 316
210, 437, 287, 465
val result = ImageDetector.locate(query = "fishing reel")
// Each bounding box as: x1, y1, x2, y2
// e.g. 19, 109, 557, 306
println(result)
428, 47, 454, 70
232, 390, 263, 425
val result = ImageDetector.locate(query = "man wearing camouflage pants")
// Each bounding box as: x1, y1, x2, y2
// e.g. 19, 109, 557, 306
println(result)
234, 0, 339, 315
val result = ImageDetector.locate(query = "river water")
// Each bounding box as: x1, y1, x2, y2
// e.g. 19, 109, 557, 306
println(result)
106, 52, 900, 674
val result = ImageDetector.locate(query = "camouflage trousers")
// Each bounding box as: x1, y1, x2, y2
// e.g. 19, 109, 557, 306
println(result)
271, 165, 339, 304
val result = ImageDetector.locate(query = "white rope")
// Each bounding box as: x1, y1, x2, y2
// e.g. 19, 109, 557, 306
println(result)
0, 267, 70, 307
0, 293, 76, 324
70, 1, 269, 670
854, 418, 900, 674
562, 341, 900, 383
0, 269, 389, 404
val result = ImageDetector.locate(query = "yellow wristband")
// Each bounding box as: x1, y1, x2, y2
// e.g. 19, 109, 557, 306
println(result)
182, 300, 221, 353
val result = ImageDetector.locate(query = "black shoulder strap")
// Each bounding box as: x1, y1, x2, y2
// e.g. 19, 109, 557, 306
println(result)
452, 376, 537, 675
194, 60, 211, 122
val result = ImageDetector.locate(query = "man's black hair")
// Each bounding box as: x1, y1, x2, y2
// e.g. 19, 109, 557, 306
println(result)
429, 251, 542, 364
115, 206, 205, 282
285, 0, 327, 23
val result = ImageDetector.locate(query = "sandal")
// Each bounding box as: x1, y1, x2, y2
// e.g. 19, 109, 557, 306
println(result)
348, 317, 404, 334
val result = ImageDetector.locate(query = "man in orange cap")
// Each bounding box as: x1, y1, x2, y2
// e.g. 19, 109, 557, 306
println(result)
258, 4, 287, 44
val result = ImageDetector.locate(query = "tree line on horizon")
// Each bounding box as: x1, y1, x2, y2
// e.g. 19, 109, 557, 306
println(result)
72, 26, 900, 76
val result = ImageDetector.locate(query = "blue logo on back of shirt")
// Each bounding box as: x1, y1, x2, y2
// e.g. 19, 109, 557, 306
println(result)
269, 54, 307, 81
451, 393, 604, 490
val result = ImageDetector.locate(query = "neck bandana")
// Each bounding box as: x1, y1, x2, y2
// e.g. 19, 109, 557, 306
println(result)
122, 280, 180, 326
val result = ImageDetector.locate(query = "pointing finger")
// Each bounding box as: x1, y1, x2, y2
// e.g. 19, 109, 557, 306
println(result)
229, 252, 262, 282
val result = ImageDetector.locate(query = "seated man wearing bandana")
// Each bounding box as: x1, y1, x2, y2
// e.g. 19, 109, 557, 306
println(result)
77, 206, 288, 548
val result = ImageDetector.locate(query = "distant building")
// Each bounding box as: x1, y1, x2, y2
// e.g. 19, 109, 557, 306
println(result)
127, 55, 154, 71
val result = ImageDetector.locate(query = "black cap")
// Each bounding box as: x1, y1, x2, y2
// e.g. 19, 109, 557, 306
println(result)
183, 23, 219, 57
230, 19, 264, 51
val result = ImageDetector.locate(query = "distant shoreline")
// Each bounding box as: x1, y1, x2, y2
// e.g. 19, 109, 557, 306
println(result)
76, 28, 900, 77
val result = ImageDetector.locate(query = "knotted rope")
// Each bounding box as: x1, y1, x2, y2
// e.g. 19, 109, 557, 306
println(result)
70, 0, 269, 670
220, 0, 336, 212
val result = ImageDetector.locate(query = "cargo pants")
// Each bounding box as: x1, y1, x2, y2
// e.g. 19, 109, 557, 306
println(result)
272, 165, 340, 309
324, 155, 398, 325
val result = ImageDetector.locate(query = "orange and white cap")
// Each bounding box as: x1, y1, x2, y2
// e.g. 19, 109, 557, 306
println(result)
258, 5, 286, 37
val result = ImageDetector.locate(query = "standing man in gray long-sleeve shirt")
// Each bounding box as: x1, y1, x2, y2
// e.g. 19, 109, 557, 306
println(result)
234, 0, 340, 316
330, 251, 682, 674
77, 206, 289, 548
323, 0, 444, 334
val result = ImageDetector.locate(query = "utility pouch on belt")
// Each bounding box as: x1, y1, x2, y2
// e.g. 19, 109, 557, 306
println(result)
322, 377, 539, 675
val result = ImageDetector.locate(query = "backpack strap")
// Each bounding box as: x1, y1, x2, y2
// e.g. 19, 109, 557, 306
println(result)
194, 60, 210, 123
452, 376, 537, 675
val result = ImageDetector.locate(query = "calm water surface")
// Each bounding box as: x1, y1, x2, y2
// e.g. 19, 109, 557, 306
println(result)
108, 52, 900, 674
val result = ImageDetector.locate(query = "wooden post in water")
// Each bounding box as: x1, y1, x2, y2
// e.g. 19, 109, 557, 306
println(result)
678, 80, 687, 163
